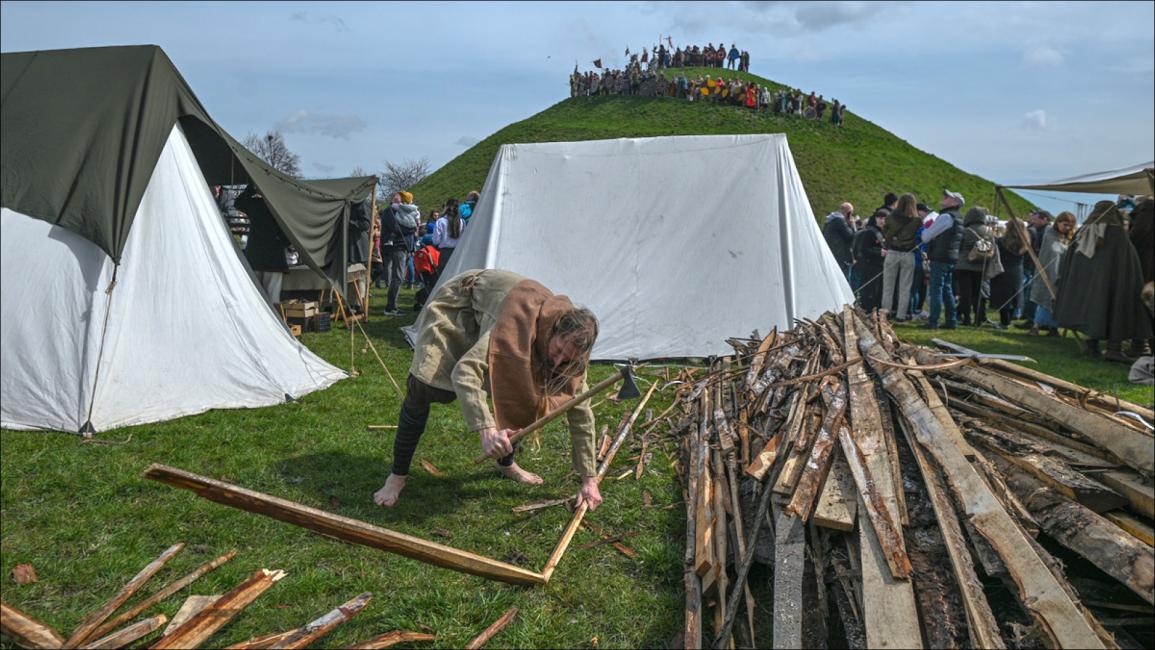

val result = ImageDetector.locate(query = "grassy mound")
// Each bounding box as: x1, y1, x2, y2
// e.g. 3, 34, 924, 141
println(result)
412, 67, 1033, 220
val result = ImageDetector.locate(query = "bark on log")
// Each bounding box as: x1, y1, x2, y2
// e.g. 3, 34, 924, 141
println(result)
0, 601, 65, 649
65, 542, 185, 647
144, 465, 545, 586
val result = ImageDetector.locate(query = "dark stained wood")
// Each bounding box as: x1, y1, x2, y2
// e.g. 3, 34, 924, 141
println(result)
144, 465, 546, 586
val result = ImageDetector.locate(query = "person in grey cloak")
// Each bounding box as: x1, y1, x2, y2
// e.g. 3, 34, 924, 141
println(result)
1054, 200, 1153, 362
1028, 212, 1076, 337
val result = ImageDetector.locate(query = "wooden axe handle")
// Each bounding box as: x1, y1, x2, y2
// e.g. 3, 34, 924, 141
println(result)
473, 370, 626, 464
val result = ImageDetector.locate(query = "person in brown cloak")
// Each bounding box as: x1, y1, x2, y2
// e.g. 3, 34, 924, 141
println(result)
1054, 200, 1153, 362
373, 269, 602, 509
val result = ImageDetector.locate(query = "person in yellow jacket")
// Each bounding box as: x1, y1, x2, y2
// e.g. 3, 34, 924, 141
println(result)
373, 269, 603, 510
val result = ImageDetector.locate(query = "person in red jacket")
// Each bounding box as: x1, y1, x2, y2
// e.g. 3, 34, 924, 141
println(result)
412, 235, 441, 310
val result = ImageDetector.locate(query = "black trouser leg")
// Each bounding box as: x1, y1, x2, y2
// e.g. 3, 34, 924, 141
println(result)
390, 375, 455, 476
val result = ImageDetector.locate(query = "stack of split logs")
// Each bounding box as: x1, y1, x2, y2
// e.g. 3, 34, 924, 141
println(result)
677, 306, 1154, 649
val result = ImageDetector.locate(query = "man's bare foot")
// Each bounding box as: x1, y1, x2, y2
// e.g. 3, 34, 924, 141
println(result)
496, 462, 544, 485
372, 473, 407, 507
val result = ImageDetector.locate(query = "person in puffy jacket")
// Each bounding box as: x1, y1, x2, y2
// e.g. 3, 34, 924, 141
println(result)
823, 202, 856, 280
920, 190, 966, 329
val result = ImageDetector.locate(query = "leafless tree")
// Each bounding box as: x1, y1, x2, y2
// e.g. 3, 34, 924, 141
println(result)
350, 165, 370, 178
379, 158, 430, 201
242, 130, 302, 178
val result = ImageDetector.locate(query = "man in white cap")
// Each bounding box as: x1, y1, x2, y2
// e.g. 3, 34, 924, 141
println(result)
920, 189, 966, 329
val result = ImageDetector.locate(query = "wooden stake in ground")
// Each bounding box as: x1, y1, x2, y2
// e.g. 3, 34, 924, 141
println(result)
1, 601, 65, 649
88, 549, 237, 641
343, 630, 437, 649
144, 464, 546, 586
464, 607, 518, 650
80, 614, 167, 650
65, 542, 185, 647
152, 569, 286, 649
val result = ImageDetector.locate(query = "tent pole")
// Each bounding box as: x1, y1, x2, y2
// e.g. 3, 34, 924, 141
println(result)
365, 189, 378, 319
81, 264, 120, 437
996, 187, 1056, 299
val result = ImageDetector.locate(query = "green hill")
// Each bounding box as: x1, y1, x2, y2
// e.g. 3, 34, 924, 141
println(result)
412, 67, 1033, 221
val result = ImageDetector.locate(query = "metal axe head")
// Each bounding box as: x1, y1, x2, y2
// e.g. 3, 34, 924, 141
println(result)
616, 365, 642, 400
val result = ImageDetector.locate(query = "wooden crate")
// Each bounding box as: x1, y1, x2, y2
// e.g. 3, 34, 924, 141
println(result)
282, 300, 319, 318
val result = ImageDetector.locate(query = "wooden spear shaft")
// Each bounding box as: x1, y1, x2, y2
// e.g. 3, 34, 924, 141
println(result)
473, 368, 630, 464
540, 380, 659, 582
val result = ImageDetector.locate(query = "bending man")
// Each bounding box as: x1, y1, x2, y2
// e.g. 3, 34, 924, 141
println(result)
373, 269, 602, 510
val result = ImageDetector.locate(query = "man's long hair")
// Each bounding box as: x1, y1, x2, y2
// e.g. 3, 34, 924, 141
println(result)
541, 307, 599, 397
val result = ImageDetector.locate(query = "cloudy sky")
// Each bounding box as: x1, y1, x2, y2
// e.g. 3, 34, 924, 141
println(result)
2, 1, 1152, 215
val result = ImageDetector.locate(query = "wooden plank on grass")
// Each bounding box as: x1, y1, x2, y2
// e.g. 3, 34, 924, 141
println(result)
1, 601, 65, 649
81, 614, 166, 649
144, 464, 546, 586
65, 542, 185, 647
273, 592, 372, 649
864, 328, 1107, 648
464, 607, 518, 650
163, 596, 219, 636
344, 630, 437, 649
812, 452, 856, 531
152, 570, 285, 649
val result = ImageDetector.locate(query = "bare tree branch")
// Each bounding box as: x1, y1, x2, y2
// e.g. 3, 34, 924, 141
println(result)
378, 158, 430, 201
242, 130, 302, 178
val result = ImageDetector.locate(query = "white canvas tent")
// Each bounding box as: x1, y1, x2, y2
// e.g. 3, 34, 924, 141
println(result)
432, 134, 854, 359
1, 126, 347, 433
1006, 161, 1154, 195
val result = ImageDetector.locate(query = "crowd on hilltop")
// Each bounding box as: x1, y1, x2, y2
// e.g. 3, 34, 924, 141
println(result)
372, 189, 480, 315
823, 191, 1153, 377
570, 43, 846, 125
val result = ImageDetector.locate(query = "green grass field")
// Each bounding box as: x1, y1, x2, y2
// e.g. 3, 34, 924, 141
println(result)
2, 285, 1149, 649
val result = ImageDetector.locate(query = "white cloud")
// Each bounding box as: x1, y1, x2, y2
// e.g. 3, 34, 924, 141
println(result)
1024, 44, 1063, 66
1022, 109, 1047, 131
275, 110, 367, 140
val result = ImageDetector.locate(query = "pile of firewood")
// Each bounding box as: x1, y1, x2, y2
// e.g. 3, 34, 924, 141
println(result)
675, 306, 1154, 649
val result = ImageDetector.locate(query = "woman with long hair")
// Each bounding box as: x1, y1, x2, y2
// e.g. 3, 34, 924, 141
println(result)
1029, 211, 1075, 336
880, 193, 921, 321
433, 198, 464, 280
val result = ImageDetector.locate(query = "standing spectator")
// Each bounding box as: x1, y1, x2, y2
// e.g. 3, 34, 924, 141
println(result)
1029, 212, 1075, 336
433, 198, 465, 279
1055, 201, 1152, 361
954, 206, 995, 327
411, 234, 441, 311
877, 192, 898, 215
991, 219, 1030, 328
921, 190, 966, 329
816, 95, 827, 121
1015, 209, 1052, 329
853, 210, 887, 311
830, 99, 841, 125
880, 194, 921, 321
371, 219, 384, 289
728, 44, 740, 69
460, 190, 480, 224
1130, 197, 1154, 285
909, 203, 936, 318
823, 202, 856, 280
379, 191, 419, 315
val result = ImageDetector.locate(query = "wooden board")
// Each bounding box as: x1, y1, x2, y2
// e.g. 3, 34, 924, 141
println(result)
1098, 470, 1155, 519
1105, 511, 1155, 547
164, 596, 219, 636
867, 333, 1107, 648
144, 464, 546, 586
772, 504, 805, 650
812, 452, 857, 531
1, 601, 65, 649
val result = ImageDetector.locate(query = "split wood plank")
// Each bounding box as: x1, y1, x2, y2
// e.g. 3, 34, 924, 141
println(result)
540, 380, 658, 582
683, 402, 703, 650
711, 451, 730, 633
89, 548, 237, 641
1105, 511, 1155, 547
223, 629, 297, 650
721, 438, 757, 644
774, 402, 823, 495
946, 398, 1117, 465
81, 614, 167, 650
966, 426, 1127, 512
771, 503, 805, 650
922, 349, 1155, 477
843, 311, 920, 649
464, 607, 518, 650
895, 415, 1004, 649
812, 452, 857, 531
163, 596, 219, 636
865, 328, 1108, 649
271, 591, 371, 649
1098, 470, 1155, 519
0, 601, 65, 649
152, 569, 285, 649
786, 381, 847, 521
980, 358, 1154, 422
65, 542, 185, 647
144, 464, 546, 586
994, 457, 1154, 606
344, 630, 437, 649
876, 396, 909, 526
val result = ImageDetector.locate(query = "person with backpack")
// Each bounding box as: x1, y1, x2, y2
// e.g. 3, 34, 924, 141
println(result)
379, 190, 420, 316
954, 206, 997, 327
411, 234, 441, 311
